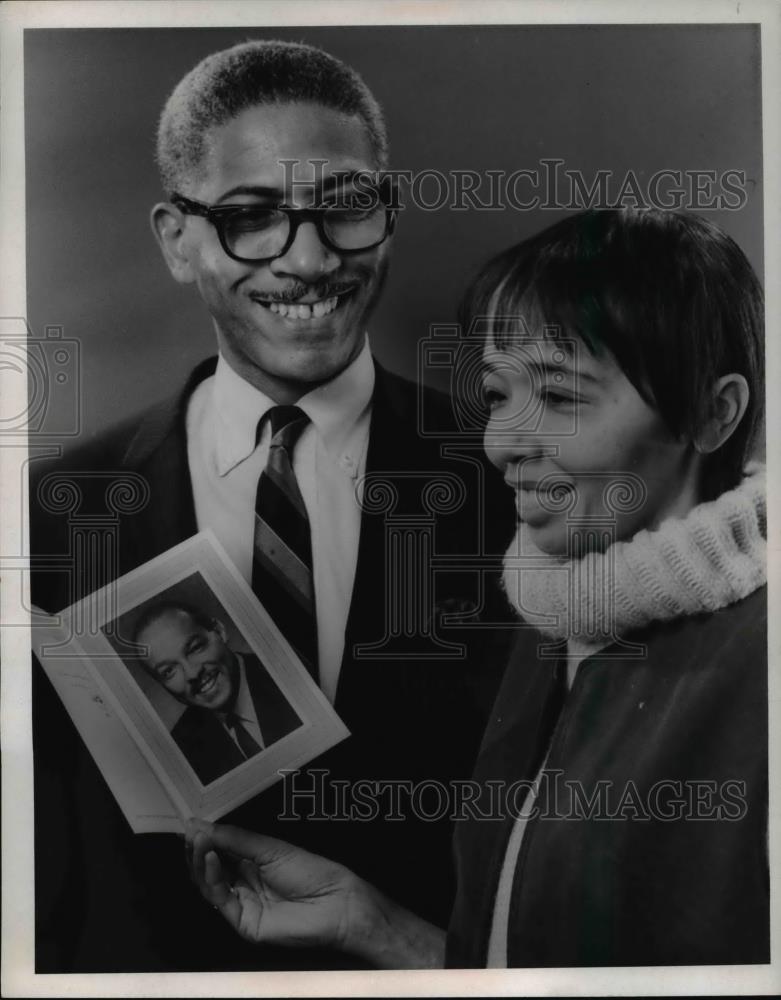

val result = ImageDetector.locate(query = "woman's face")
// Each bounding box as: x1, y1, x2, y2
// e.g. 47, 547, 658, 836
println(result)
482, 329, 701, 555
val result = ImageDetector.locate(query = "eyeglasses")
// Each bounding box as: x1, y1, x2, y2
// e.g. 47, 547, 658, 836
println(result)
171, 193, 397, 263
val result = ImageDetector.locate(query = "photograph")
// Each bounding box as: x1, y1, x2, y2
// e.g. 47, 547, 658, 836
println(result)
31, 532, 348, 830
102, 571, 304, 787
1, 1, 779, 998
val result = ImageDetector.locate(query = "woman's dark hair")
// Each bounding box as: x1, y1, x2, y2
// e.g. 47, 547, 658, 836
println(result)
460, 208, 764, 499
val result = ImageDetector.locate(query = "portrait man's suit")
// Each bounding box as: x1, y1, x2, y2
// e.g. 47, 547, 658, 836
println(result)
169, 653, 302, 785
31, 356, 515, 972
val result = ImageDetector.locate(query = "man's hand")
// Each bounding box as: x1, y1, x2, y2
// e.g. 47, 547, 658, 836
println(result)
185, 819, 364, 951
185, 819, 445, 968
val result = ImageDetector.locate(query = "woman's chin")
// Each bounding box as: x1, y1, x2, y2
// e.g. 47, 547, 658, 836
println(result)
521, 519, 569, 557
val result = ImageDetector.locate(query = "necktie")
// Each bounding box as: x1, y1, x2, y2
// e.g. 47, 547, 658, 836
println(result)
252, 405, 319, 682
225, 712, 262, 759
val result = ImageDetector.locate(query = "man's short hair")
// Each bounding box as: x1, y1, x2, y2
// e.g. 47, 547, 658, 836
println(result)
132, 600, 217, 658
156, 39, 388, 194
460, 208, 764, 501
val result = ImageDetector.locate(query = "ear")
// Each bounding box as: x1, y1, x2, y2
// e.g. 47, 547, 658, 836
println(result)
150, 201, 197, 284
694, 374, 750, 455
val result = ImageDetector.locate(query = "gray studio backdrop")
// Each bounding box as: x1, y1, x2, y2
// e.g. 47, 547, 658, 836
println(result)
25, 25, 763, 449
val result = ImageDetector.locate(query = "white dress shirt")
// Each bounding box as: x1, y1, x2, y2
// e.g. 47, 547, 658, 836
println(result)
186, 341, 374, 704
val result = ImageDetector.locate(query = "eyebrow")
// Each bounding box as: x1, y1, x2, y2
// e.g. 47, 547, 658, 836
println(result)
529, 360, 602, 384
216, 172, 372, 205
482, 356, 603, 385
216, 184, 281, 204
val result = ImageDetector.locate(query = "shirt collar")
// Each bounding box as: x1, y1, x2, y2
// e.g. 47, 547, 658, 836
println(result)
297, 337, 374, 470
212, 358, 275, 475
212, 337, 374, 477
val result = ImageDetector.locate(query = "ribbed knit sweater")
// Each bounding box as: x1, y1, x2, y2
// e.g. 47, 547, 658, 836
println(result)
501, 463, 766, 654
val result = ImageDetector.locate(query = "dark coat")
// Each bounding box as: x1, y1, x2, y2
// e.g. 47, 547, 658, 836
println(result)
169, 653, 302, 785
31, 357, 516, 972
446, 587, 769, 967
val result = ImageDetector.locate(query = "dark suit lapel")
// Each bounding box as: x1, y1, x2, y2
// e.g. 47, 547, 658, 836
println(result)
243, 654, 302, 746
341, 363, 403, 641
172, 705, 245, 785
336, 364, 424, 708
119, 357, 217, 570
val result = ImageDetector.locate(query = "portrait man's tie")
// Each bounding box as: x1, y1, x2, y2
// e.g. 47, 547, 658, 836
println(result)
252, 405, 319, 682
225, 712, 262, 759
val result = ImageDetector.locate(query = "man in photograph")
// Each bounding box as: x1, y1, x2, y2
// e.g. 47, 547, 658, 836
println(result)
134, 601, 302, 784
30, 38, 512, 972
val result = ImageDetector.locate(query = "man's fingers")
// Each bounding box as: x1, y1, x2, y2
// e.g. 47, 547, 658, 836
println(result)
186, 817, 213, 845
238, 856, 265, 894
189, 836, 244, 929
188, 826, 257, 916
202, 821, 301, 868
187, 818, 303, 870
189, 830, 215, 889
203, 850, 243, 927
183, 828, 195, 879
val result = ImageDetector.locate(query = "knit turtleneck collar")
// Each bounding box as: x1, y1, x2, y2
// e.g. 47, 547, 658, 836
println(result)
501, 464, 766, 653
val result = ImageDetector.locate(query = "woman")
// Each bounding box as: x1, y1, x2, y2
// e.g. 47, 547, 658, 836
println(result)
187, 208, 768, 967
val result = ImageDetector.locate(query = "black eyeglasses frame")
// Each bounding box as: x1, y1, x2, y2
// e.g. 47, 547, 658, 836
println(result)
170, 193, 397, 264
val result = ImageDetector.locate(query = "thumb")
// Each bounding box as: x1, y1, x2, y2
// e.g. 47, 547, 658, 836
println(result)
205, 822, 301, 867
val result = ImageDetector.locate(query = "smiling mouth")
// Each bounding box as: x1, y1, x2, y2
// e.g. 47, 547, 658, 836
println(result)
251, 289, 355, 321
194, 670, 219, 697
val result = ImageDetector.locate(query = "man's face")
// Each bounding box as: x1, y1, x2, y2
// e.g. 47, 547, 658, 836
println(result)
175, 102, 391, 398
482, 332, 698, 555
139, 609, 239, 711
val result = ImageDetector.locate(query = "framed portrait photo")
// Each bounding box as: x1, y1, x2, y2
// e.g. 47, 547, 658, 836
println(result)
32, 532, 349, 831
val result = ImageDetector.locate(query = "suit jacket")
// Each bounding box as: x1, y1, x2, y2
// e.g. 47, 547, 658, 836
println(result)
31, 357, 516, 972
170, 653, 302, 785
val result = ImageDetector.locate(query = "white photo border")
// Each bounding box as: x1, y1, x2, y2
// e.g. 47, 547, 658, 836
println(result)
55, 531, 349, 820
2, 2, 779, 998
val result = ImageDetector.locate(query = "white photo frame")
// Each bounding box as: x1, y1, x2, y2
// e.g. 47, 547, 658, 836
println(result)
33, 531, 349, 827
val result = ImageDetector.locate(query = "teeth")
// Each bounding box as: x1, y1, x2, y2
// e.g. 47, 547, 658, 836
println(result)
264, 296, 340, 319
198, 674, 216, 694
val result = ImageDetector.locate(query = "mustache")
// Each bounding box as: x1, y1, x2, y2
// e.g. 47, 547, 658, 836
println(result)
189, 667, 218, 693
248, 279, 361, 303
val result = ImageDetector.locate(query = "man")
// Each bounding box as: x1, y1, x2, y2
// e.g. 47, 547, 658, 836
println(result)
30, 40, 513, 971
134, 602, 302, 784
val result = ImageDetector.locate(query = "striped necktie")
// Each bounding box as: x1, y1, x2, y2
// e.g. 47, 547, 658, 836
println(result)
252, 405, 319, 682
224, 711, 262, 759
